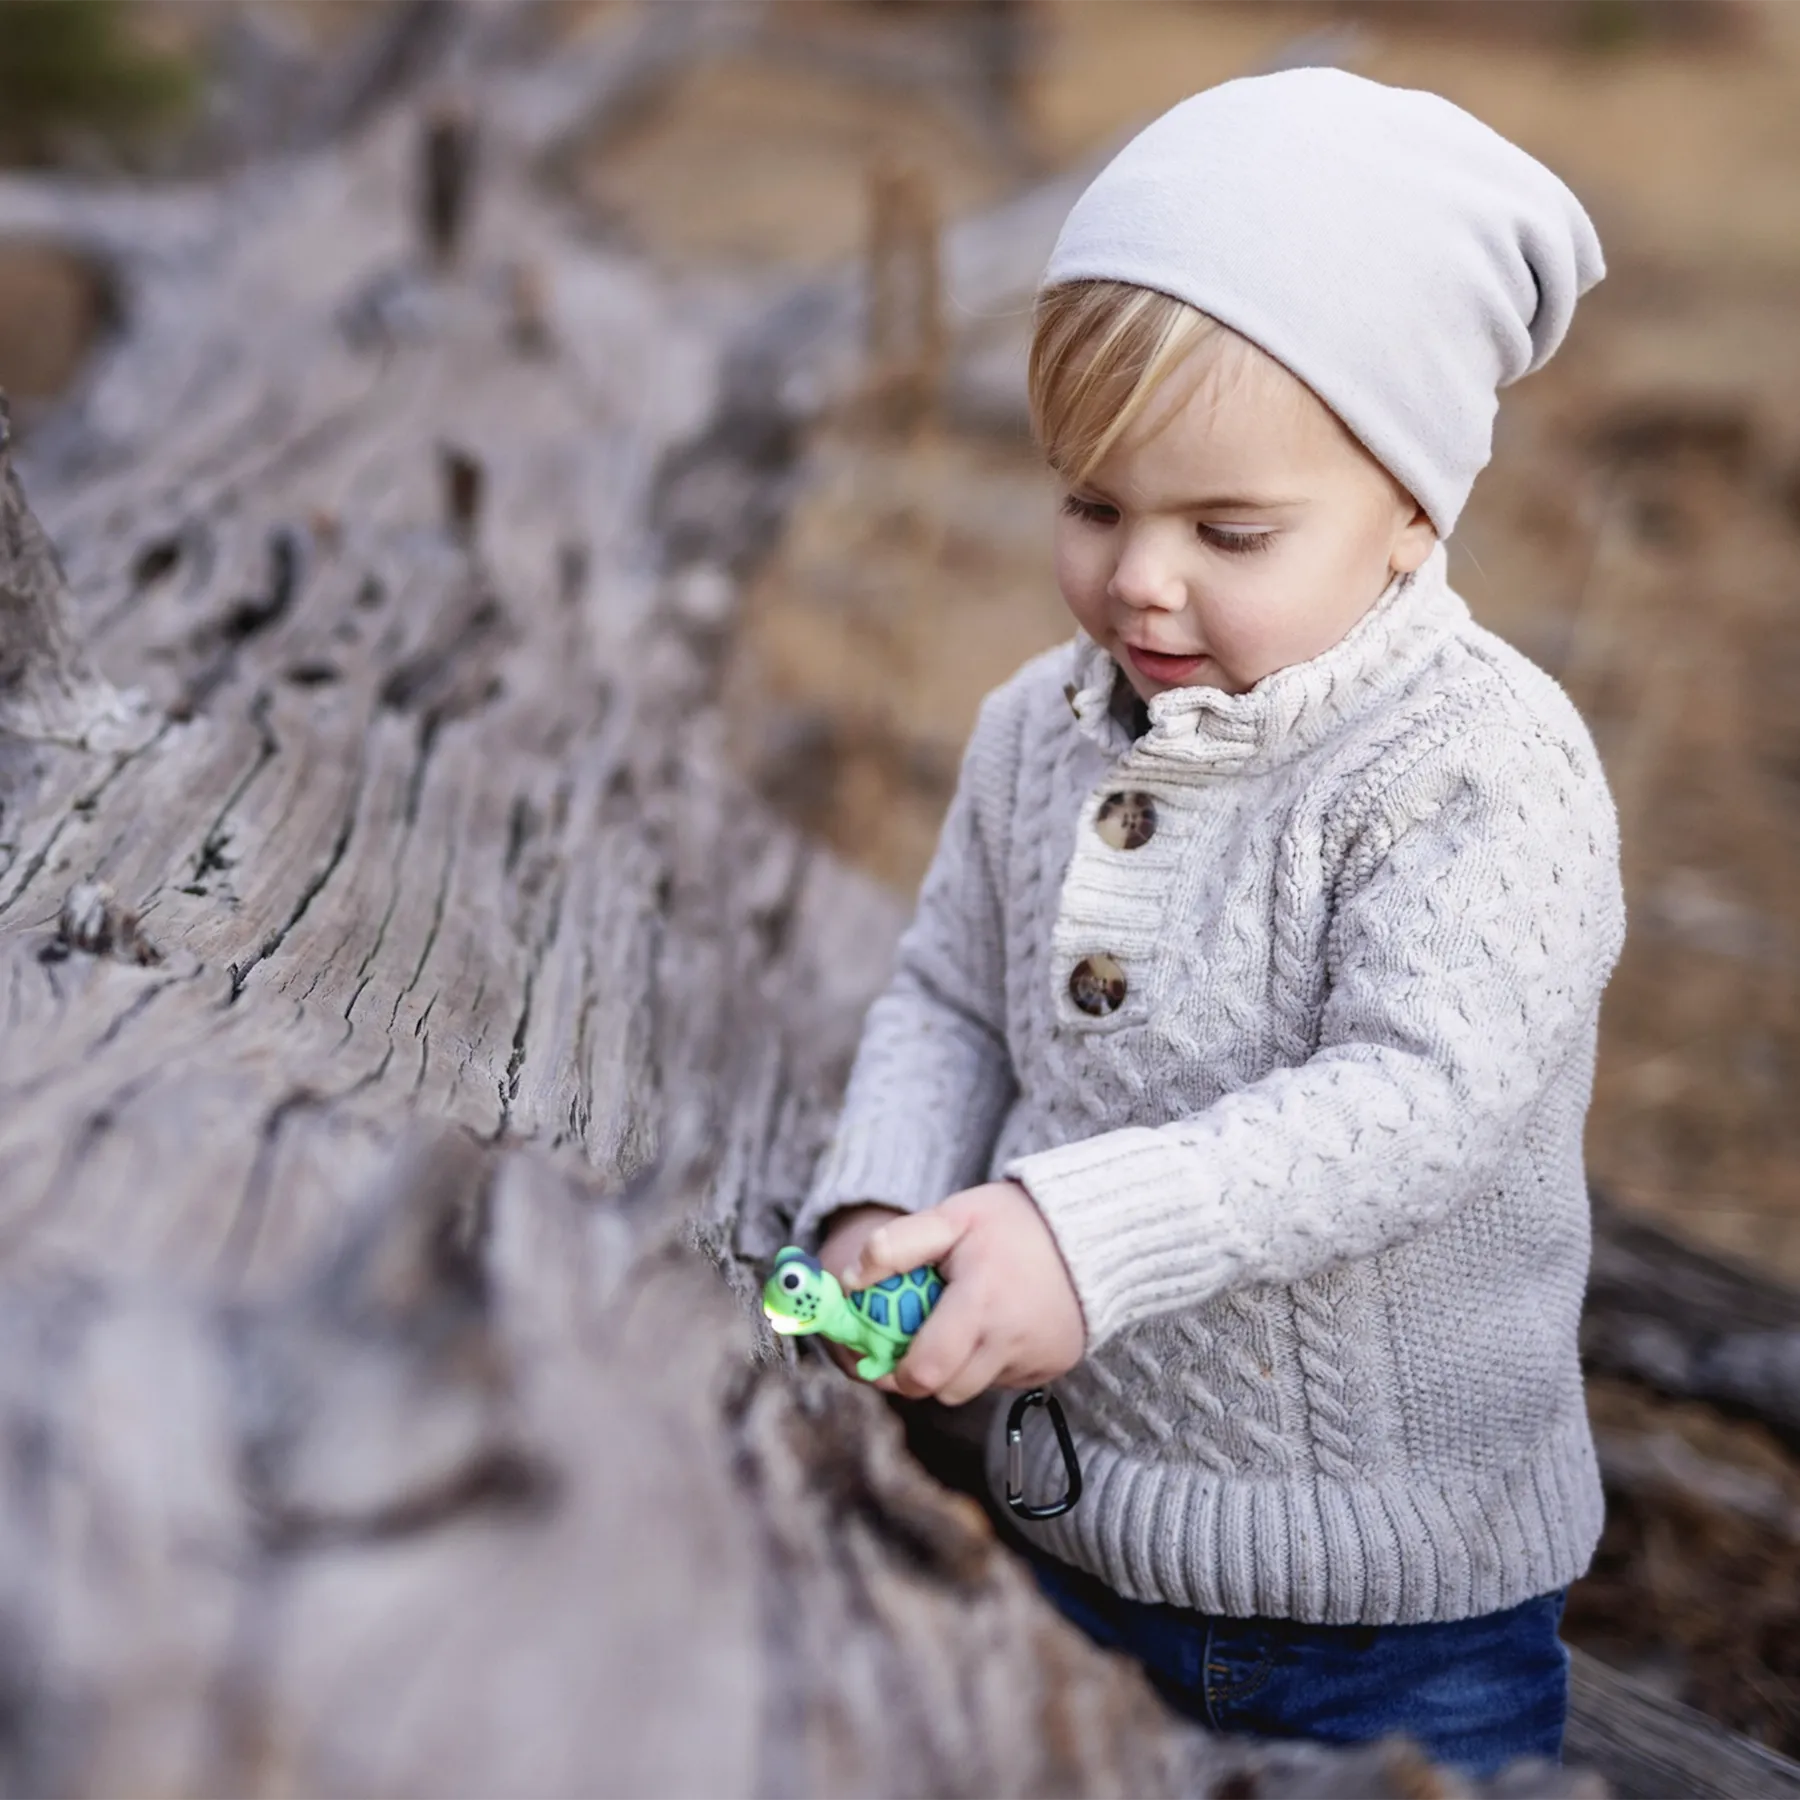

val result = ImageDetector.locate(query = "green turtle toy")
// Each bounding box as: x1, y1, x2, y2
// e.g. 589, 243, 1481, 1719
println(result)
763, 1244, 1085, 1521
761, 1244, 944, 1381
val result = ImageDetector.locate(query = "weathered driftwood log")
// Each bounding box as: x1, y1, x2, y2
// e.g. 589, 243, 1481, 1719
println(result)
1584, 1188, 1800, 1453
0, 8, 1792, 1795
0, 1121, 1622, 1799
1566, 1653, 1800, 1800
0, 398, 135, 746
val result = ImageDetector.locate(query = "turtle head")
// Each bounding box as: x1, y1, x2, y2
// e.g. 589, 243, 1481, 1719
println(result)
762, 1246, 839, 1336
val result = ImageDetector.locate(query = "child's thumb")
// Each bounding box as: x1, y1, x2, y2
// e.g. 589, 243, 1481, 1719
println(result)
844, 1209, 960, 1290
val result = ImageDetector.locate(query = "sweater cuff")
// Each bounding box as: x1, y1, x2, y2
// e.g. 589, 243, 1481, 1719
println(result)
792, 1116, 961, 1246
1004, 1128, 1243, 1350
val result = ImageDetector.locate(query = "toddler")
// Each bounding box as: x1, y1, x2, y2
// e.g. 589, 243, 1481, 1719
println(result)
794, 68, 1623, 1775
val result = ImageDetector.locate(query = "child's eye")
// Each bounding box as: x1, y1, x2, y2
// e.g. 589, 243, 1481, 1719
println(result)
1060, 494, 1118, 525
1198, 524, 1276, 556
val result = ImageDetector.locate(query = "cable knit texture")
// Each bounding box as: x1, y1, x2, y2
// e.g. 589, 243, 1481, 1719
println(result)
798, 545, 1626, 1624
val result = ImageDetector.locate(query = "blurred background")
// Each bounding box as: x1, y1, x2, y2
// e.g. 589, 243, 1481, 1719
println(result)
3, 0, 1799, 1759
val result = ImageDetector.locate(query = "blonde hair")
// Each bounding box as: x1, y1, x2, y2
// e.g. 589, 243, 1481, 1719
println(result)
1028, 280, 1302, 485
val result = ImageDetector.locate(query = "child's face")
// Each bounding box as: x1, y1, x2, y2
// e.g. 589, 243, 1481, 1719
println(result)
1053, 351, 1437, 701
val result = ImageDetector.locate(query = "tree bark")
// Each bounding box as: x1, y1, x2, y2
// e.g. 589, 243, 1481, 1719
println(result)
1567, 1651, 1800, 1800
1584, 1188, 1800, 1452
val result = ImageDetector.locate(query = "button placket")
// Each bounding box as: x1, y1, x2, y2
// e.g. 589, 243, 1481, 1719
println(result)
1055, 770, 1176, 1027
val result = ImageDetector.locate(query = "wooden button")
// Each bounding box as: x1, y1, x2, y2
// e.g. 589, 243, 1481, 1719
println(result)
1096, 791, 1157, 851
1069, 955, 1127, 1016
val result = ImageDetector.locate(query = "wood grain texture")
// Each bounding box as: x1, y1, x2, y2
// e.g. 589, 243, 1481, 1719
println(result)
1, 62, 738, 1272
1568, 1651, 1800, 1800
0, 1118, 1630, 1798
1585, 1188, 1800, 1452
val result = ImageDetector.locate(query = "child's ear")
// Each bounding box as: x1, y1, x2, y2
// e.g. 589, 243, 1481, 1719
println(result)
1389, 503, 1437, 576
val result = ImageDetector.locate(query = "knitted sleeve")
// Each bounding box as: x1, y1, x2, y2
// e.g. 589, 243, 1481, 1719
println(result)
791, 684, 1025, 1244
1005, 721, 1625, 1350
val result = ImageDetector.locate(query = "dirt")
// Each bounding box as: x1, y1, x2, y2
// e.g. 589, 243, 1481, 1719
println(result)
0, 241, 113, 410
574, 43, 1015, 271
720, 421, 1066, 886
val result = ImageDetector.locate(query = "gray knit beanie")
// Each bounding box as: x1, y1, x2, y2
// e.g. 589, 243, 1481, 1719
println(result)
1042, 69, 1604, 535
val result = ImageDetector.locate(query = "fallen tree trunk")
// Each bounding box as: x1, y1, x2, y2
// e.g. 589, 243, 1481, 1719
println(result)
0, 1118, 1633, 1800
0, 10, 1795, 1795
1567, 1651, 1800, 1800
1584, 1188, 1800, 1453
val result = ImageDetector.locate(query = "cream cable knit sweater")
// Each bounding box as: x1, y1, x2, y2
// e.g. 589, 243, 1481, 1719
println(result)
797, 545, 1626, 1625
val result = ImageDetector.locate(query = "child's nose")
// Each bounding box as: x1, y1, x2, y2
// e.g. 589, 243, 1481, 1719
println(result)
1107, 529, 1186, 612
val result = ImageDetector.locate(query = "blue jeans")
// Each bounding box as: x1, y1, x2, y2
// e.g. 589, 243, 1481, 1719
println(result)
1029, 1553, 1569, 1777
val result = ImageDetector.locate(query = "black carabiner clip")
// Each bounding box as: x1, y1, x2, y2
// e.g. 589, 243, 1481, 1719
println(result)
1005, 1387, 1083, 1521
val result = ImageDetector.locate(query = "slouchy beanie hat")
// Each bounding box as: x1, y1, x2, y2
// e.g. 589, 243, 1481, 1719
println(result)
1041, 68, 1605, 535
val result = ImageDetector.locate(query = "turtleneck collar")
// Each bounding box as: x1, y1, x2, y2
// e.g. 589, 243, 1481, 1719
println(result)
1065, 543, 1467, 775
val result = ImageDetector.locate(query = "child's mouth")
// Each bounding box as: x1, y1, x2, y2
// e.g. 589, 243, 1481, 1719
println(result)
1125, 645, 1209, 685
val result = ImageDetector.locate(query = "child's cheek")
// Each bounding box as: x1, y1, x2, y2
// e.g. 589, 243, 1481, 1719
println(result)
1052, 524, 1111, 637
1222, 543, 1389, 682
1198, 572, 1298, 690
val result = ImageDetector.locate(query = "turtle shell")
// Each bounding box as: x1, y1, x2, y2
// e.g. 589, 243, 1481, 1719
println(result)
847, 1264, 944, 1344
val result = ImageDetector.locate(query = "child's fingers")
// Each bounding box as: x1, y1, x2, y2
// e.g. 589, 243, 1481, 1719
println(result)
844, 1207, 962, 1290
886, 1286, 982, 1401
931, 1335, 1009, 1408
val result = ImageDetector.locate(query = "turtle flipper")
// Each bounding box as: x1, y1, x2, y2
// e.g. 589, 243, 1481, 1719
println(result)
855, 1347, 898, 1382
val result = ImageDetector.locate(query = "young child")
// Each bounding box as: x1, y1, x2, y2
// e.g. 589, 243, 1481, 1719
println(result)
792, 69, 1623, 1775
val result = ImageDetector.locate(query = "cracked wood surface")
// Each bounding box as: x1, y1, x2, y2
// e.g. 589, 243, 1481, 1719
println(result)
0, 31, 870, 1292
6, 1123, 1590, 1799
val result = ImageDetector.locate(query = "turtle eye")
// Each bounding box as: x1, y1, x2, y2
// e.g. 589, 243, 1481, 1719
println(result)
781, 1269, 804, 1291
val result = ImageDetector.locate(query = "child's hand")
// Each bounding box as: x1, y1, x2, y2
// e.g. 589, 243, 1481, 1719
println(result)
813, 1202, 906, 1381
843, 1181, 1085, 1405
